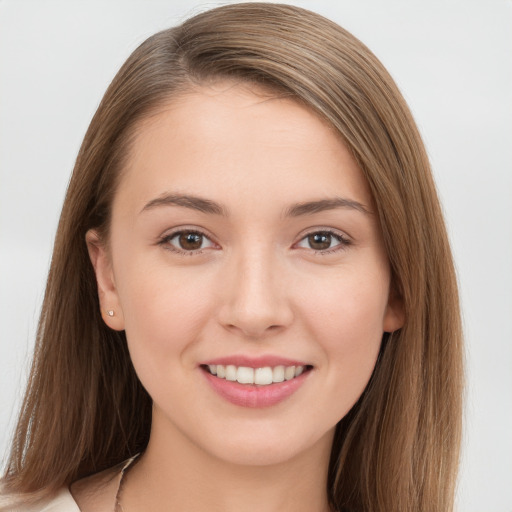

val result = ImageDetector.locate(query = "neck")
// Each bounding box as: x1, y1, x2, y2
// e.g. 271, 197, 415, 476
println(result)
122, 411, 334, 512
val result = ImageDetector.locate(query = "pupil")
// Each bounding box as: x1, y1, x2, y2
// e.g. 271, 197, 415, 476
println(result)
309, 233, 331, 250
179, 232, 202, 250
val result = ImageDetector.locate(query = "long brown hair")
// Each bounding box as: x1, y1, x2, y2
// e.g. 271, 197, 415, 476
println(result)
1, 3, 463, 510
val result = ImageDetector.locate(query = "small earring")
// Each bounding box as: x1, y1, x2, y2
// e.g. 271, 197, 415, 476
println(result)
107, 310, 115, 317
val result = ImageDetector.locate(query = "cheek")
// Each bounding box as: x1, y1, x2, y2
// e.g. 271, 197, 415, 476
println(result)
303, 261, 389, 339
300, 264, 389, 400
115, 261, 215, 374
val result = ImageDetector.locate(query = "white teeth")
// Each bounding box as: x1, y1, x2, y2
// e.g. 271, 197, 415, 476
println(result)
272, 365, 285, 383
207, 364, 307, 385
236, 366, 254, 384
284, 366, 296, 380
254, 367, 273, 385
225, 365, 237, 381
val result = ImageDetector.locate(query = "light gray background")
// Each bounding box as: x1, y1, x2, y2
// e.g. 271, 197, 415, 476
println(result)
1, 1, 511, 510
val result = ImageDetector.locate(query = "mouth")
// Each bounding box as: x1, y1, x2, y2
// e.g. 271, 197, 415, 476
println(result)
201, 364, 313, 386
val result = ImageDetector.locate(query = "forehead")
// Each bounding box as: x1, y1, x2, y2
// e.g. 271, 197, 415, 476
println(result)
114, 81, 372, 213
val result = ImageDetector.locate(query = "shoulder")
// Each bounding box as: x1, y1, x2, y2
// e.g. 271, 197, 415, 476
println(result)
70, 455, 139, 512
0, 487, 79, 512
0, 456, 135, 512
0, 469, 117, 512
0, 463, 119, 512
68, 463, 121, 512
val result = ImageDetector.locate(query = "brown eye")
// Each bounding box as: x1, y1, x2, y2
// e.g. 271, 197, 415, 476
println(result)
178, 232, 203, 250
307, 232, 333, 250
163, 230, 215, 253
296, 230, 348, 252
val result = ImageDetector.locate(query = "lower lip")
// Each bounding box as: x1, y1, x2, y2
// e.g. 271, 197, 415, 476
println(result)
202, 368, 310, 408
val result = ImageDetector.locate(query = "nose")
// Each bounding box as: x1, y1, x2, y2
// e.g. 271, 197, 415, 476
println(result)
217, 249, 294, 339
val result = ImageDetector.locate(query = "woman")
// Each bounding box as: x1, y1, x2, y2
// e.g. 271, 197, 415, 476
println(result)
0, 3, 463, 511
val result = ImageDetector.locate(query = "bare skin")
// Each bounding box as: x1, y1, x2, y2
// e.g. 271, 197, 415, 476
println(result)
71, 429, 333, 512
74, 80, 402, 512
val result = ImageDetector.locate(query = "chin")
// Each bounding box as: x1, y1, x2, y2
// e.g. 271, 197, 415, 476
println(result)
197, 423, 335, 468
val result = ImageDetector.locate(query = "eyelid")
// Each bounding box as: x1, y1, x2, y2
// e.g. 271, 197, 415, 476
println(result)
156, 225, 351, 255
293, 227, 352, 253
158, 226, 220, 254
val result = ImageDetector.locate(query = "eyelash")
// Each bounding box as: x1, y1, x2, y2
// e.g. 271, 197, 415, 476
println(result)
158, 228, 351, 255
158, 229, 217, 255
295, 229, 352, 254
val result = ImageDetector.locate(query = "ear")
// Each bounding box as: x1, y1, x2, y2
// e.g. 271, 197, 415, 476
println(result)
86, 229, 125, 331
383, 288, 405, 334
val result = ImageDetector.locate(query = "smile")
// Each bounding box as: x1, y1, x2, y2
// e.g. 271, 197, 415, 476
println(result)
200, 362, 313, 408
204, 364, 309, 386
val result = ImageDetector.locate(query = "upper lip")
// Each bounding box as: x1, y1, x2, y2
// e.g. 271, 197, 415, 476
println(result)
200, 355, 310, 368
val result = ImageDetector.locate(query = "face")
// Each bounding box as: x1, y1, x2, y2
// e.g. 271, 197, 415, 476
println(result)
88, 81, 403, 467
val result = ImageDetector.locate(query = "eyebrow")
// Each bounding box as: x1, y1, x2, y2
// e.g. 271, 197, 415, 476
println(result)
284, 197, 371, 217
141, 193, 227, 216
140, 193, 371, 217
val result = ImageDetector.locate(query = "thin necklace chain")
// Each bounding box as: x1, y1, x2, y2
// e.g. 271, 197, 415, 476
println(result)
114, 454, 140, 512
112, 453, 337, 512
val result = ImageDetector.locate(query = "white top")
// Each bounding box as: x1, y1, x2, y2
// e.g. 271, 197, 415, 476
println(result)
1, 487, 80, 512
1, 455, 138, 512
